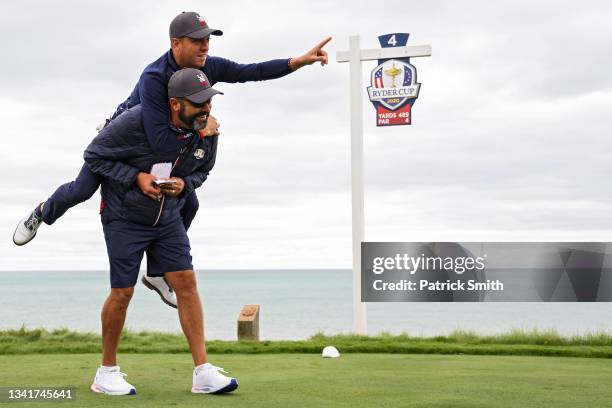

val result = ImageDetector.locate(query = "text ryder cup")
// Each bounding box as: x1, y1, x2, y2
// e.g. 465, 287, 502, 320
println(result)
367, 85, 420, 100
373, 279, 504, 291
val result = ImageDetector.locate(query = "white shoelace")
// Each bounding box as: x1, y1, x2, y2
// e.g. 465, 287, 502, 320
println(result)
211, 365, 228, 374
196, 364, 228, 375
102, 370, 129, 384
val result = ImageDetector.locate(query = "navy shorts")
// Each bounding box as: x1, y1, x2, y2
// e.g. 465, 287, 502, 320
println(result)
103, 219, 193, 288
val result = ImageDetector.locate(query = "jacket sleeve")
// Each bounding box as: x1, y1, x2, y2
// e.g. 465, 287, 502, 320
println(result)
139, 71, 183, 153
83, 126, 142, 187
207, 56, 292, 83
181, 169, 209, 196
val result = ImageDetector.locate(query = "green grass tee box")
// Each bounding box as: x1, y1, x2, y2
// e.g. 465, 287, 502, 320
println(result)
1, 353, 612, 408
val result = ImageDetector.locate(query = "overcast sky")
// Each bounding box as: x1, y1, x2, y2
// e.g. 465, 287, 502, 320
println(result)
1, 0, 612, 271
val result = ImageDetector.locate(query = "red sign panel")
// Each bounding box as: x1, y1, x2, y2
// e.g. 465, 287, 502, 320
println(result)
376, 103, 411, 126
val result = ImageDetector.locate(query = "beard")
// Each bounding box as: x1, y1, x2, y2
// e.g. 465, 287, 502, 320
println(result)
179, 102, 208, 130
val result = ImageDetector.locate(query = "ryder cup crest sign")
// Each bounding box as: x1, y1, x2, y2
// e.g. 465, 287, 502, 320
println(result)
367, 33, 422, 126
368, 60, 420, 111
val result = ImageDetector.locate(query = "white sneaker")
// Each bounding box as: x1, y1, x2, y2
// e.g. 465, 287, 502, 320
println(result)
13, 206, 43, 246
192, 363, 238, 394
141, 275, 177, 308
90, 366, 136, 396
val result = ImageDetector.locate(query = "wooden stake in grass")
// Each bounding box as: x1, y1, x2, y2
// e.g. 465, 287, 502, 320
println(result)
237, 305, 260, 341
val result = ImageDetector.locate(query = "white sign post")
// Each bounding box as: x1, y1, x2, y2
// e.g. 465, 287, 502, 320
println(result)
336, 35, 432, 334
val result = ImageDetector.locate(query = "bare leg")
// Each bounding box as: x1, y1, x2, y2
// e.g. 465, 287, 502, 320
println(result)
101, 287, 134, 366
165, 270, 207, 366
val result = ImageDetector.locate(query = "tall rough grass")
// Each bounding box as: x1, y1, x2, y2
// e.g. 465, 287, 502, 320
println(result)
2, 326, 612, 358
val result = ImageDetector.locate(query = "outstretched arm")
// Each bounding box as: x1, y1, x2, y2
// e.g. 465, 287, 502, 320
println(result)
208, 36, 332, 83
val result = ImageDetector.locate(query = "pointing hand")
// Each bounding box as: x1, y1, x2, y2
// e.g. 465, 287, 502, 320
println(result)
289, 36, 332, 70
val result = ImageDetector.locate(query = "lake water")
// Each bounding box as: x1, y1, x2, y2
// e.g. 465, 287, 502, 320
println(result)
1, 270, 611, 340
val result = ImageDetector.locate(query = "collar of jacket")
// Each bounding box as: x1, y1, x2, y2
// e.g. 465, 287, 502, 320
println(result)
169, 121, 197, 141
166, 49, 181, 72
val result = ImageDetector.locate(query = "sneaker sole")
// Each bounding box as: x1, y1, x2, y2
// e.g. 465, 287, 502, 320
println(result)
90, 383, 136, 396
192, 379, 239, 394
141, 275, 177, 309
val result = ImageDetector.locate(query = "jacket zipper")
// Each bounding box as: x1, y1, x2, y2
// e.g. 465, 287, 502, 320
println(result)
152, 195, 165, 226
151, 143, 191, 227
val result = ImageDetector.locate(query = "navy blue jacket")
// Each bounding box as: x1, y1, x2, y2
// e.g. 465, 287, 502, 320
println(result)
110, 51, 291, 153
84, 105, 218, 227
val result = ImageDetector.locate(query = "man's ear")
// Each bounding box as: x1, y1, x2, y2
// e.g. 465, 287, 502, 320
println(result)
169, 98, 181, 113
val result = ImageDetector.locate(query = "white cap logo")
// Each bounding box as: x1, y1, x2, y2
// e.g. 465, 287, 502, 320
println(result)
197, 73, 207, 86
196, 14, 207, 27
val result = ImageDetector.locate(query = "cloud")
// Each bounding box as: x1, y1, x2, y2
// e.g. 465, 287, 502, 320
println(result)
1, 0, 612, 270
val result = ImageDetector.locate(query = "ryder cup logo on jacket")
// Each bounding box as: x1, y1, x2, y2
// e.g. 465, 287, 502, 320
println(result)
194, 149, 205, 159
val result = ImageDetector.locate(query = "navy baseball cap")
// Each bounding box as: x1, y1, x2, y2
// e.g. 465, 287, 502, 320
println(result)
168, 69, 223, 103
169, 12, 223, 39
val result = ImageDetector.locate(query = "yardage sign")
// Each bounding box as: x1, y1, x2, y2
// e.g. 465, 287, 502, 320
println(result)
336, 35, 431, 333
367, 33, 422, 126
